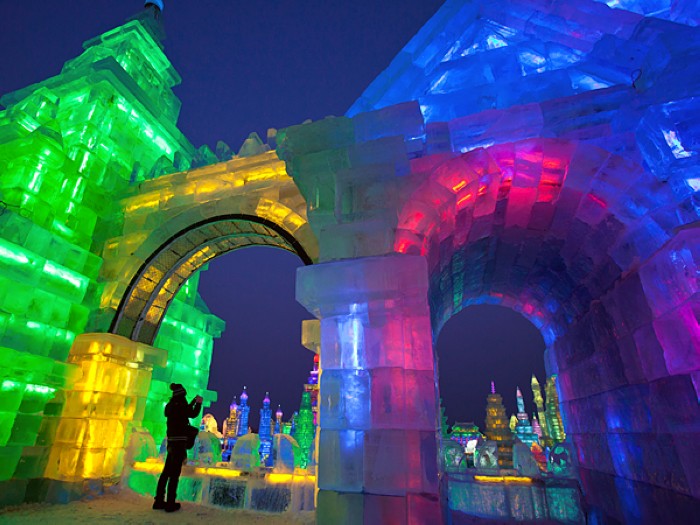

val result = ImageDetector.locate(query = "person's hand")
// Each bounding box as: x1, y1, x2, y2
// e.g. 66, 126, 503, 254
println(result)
195, 395, 203, 403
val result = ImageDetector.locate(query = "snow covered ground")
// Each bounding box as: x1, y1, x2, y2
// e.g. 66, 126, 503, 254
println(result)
0, 489, 316, 524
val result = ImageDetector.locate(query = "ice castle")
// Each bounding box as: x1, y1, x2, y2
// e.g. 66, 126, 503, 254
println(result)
1, 0, 700, 523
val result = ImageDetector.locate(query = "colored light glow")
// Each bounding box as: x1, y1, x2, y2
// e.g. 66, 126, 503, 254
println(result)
154, 136, 172, 155
0, 241, 31, 265
456, 192, 474, 207
587, 193, 607, 208
452, 180, 467, 192
267, 473, 316, 484
194, 467, 243, 479
485, 34, 507, 49
132, 461, 314, 484
686, 178, 700, 191
474, 475, 532, 484
0, 1, 700, 508
43, 260, 88, 291
662, 129, 693, 159
396, 240, 412, 253
25, 384, 56, 395
132, 461, 163, 474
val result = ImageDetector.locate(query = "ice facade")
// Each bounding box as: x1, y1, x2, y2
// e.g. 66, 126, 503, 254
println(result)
0, 0, 699, 523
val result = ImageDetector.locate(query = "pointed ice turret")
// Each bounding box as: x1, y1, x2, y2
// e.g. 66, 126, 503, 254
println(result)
237, 132, 270, 158
484, 381, 513, 469
531, 375, 549, 445
292, 391, 315, 469
516, 387, 525, 414
129, 0, 166, 46
514, 386, 538, 447
304, 354, 320, 426
237, 386, 250, 437
275, 405, 283, 435
259, 392, 273, 466
222, 396, 239, 462
544, 376, 566, 445
143, 0, 164, 22
532, 414, 543, 440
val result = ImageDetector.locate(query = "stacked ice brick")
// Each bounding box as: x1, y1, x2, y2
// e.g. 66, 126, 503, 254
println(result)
349, 0, 700, 522
349, 0, 697, 125
281, 0, 700, 522
279, 107, 443, 521
102, 147, 316, 344
0, 11, 223, 502
102, 142, 318, 446
43, 334, 167, 487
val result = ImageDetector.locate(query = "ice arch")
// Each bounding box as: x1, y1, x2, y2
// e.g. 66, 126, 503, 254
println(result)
101, 151, 318, 343
395, 137, 700, 520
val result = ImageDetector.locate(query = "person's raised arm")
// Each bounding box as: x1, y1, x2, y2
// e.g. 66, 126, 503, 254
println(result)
189, 395, 203, 418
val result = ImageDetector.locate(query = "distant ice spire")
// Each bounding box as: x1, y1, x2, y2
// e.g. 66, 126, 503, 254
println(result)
516, 386, 525, 413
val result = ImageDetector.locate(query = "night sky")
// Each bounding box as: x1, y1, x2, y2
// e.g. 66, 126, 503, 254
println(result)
1, 1, 545, 430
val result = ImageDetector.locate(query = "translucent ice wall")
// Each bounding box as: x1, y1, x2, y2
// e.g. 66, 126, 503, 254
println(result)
0, 12, 222, 501
282, 0, 700, 521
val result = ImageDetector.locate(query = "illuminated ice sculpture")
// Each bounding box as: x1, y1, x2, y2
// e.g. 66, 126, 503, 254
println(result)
1, 0, 699, 523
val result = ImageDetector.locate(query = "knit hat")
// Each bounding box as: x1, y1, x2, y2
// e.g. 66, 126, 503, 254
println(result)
170, 383, 186, 397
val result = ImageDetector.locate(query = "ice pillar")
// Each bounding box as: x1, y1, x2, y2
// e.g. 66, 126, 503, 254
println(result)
43, 333, 166, 487
297, 255, 442, 524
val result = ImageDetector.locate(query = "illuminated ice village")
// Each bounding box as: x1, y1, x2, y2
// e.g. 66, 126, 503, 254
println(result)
1, 0, 699, 522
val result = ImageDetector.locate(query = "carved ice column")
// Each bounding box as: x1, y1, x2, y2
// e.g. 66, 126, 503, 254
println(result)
297, 255, 442, 524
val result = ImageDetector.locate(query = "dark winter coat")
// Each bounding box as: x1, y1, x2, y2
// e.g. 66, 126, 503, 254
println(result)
164, 396, 202, 444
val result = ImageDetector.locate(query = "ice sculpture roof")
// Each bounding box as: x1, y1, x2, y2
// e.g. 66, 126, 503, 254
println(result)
348, 0, 697, 122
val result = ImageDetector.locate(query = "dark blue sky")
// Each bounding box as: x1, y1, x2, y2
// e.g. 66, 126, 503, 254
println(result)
1, 1, 545, 430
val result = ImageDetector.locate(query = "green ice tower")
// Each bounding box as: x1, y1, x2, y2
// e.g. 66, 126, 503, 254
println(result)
0, 5, 222, 502
293, 391, 315, 469
544, 376, 566, 446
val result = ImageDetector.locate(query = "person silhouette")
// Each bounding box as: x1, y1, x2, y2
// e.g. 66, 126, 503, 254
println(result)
153, 383, 203, 512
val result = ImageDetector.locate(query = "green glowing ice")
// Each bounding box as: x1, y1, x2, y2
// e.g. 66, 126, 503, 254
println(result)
0, 9, 222, 491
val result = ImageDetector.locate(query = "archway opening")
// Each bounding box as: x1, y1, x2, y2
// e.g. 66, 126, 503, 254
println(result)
110, 213, 313, 344
436, 303, 546, 430
393, 137, 700, 521
196, 246, 315, 434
